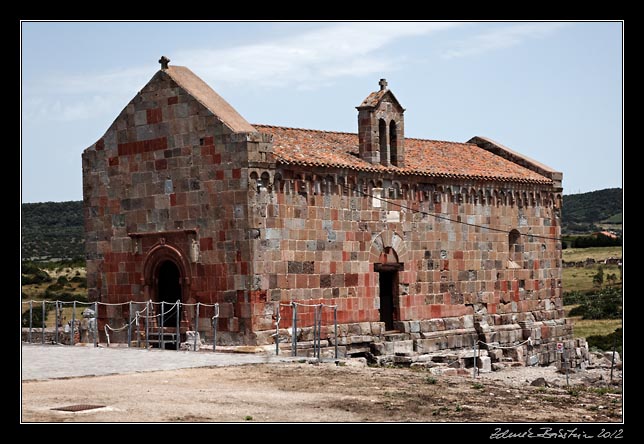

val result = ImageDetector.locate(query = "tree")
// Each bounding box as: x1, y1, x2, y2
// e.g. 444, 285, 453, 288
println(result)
592, 266, 604, 288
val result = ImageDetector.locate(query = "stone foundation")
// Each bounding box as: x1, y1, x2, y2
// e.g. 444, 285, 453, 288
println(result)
253, 315, 589, 370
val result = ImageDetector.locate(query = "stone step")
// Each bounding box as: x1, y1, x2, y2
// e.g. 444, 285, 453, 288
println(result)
384, 332, 409, 342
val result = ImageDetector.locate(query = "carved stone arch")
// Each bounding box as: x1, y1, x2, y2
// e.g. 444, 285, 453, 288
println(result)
392, 181, 401, 199
401, 183, 410, 200
357, 178, 366, 197
273, 172, 283, 192
338, 175, 347, 196
142, 242, 192, 304
346, 176, 355, 196
548, 192, 555, 208
446, 188, 454, 203
324, 174, 335, 195
507, 190, 514, 206
369, 231, 409, 265
249, 171, 259, 192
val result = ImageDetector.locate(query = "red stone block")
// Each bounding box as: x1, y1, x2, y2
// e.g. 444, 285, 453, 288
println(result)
167, 96, 179, 105
108, 157, 119, 166
146, 108, 163, 124
215, 170, 224, 180
200, 237, 214, 251
232, 169, 241, 179
155, 159, 167, 170
487, 304, 497, 314
430, 304, 442, 318
170, 193, 177, 206
453, 250, 463, 260
95, 139, 104, 151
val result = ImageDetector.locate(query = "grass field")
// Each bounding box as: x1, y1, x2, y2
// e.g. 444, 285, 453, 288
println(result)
562, 246, 622, 263
564, 304, 622, 339
563, 265, 621, 293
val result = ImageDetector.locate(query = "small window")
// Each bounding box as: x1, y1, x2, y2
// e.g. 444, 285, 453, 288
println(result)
389, 120, 398, 166
379, 119, 387, 165
508, 229, 522, 268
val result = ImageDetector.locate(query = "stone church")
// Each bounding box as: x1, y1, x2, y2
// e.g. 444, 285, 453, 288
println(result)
82, 57, 575, 365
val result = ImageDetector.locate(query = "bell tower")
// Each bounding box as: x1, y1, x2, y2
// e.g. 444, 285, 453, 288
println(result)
356, 78, 405, 167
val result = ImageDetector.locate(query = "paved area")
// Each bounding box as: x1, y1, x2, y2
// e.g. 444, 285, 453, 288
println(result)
21, 344, 299, 380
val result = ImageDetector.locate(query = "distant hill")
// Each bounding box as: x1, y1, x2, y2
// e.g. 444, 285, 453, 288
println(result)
21, 201, 84, 261
562, 188, 622, 234
20, 187, 622, 260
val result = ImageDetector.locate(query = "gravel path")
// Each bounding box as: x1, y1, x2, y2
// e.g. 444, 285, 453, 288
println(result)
21, 343, 299, 380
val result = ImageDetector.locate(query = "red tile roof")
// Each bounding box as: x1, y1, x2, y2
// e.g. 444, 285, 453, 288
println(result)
359, 89, 389, 108
254, 125, 552, 184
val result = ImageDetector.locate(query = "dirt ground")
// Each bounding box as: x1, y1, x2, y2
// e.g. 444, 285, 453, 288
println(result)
21, 360, 622, 423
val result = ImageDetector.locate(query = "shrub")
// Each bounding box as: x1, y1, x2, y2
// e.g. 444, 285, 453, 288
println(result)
567, 287, 622, 320
45, 283, 64, 293
21, 304, 53, 328
587, 328, 622, 356
21, 262, 52, 285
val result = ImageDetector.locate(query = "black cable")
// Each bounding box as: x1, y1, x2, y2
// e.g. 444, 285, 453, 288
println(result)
271, 153, 563, 242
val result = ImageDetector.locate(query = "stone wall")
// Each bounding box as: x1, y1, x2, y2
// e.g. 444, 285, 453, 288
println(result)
82, 69, 271, 344
246, 165, 570, 364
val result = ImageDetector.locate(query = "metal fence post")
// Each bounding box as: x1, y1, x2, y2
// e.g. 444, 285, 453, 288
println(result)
472, 342, 477, 378
136, 303, 141, 348
313, 305, 318, 359
291, 302, 297, 357
28, 301, 33, 343
160, 301, 165, 350
93, 302, 98, 347
145, 300, 150, 350
610, 333, 617, 383
194, 303, 200, 351
333, 306, 338, 359
275, 304, 280, 356
71, 300, 76, 346
54, 301, 59, 344
41, 301, 45, 344
212, 304, 219, 353
127, 301, 132, 348
176, 300, 180, 352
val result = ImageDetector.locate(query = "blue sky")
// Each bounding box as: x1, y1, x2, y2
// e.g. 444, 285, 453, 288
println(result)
21, 21, 622, 203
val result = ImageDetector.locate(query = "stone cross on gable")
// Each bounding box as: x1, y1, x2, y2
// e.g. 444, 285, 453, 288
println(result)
379, 78, 388, 91
159, 56, 170, 70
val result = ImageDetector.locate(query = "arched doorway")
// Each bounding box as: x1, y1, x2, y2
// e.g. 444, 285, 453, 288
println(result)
375, 247, 403, 331
156, 260, 182, 326
142, 243, 191, 336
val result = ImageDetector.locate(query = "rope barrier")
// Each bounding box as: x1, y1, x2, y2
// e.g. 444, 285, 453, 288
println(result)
279, 302, 338, 309
477, 337, 532, 349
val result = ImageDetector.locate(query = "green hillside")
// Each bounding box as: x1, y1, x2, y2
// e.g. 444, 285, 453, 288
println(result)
21, 201, 84, 261
562, 188, 622, 234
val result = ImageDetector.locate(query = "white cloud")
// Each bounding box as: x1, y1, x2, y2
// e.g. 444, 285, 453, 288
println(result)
23, 22, 463, 124
177, 22, 462, 89
441, 22, 569, 59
